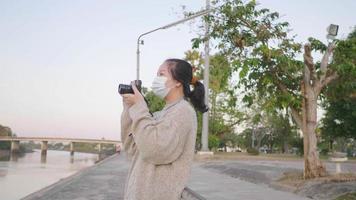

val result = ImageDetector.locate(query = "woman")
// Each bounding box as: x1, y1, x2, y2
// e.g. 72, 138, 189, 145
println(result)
120, 58, 208, 200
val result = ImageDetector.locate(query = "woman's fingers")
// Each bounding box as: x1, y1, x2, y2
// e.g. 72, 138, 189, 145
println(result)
131, 82, 144, 101
121, 94, 133, 105
122, 94, 132, 98
131, 81, 140, 94
120, 82, 143, 107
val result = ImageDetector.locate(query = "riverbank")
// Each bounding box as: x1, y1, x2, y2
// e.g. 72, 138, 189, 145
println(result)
21, 152, 313, 200
19, 151, 356, 200
21, 152, 205, 200
22, 152, 124, 200
0, 148, 34, 158
0, 150, 99, 200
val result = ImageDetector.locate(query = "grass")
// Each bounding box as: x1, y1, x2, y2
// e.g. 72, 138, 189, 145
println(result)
194, 151, 305, 162
276, 171, 356, 191
195, 151, 356, 163
200, 151, 304, 161
335, 192, 356, 200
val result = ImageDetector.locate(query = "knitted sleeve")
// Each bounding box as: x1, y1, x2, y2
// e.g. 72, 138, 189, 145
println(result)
120, 105, 137, 160
128, 100, 193, 165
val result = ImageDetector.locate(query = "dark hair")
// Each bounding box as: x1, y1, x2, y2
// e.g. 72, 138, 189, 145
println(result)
164, 58, 208, 113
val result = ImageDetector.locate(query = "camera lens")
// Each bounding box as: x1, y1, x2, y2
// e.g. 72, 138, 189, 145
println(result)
117, 80, 142, 94
118, 84, 133, 94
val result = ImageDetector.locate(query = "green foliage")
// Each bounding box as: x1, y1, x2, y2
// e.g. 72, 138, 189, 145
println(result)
324, 29, 356, 100
71, 143, 98, 153
0, 124, 12, 150
321, 28, 356, 142
209, 54, 232, 93
142, 87, 165, 113
290, 136, 304, 156
308, 37, 327, 52
238, 128, 253, 149
321, 99, 356, 140
192, 0, 304, 114
318, 141, 330, 156
0, 124, 12, 136
190, 1, 355, 163
184, 50, 204, 70
208, 134, 220, 150
221, 132, 240, 148
335, 192, 356, 200
184, 50, 244, 151
264, 112, 297, 153
239, 107, 301, 154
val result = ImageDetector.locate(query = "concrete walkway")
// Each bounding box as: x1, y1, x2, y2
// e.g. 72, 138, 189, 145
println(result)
22, 153, 128, 200
22, 153, 310, 200
187, 162, 310, 200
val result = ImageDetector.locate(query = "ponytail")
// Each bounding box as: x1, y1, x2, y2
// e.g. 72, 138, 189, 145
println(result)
188, 81, 208, 113
165, 58, 209, 113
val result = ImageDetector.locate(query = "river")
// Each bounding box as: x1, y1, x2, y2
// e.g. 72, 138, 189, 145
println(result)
0, 150, 99, 200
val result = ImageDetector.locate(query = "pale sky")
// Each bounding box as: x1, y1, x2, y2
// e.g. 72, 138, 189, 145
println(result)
0, 0, 355, 140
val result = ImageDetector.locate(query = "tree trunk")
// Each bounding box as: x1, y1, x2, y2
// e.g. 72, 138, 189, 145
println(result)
302, 81, 327, 179
289, 43, 337, 179
212, 92, 217, 134
283, 139, 289, 154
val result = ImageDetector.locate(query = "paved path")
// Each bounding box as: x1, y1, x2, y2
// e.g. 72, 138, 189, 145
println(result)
22, 153, 311, 200
187, 162, 309, 200
192, 159, 356, 200
22, 154, 128, 200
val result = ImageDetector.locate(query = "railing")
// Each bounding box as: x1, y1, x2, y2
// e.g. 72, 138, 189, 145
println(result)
0, 136, 121, 144
182, 187, 206, 200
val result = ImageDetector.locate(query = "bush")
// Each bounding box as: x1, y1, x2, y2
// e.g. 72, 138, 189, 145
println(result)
247, 147, 259, 155
347, 148, 354, 157
320, 148, 329, 156
208, 134, 220, 151
0, 141, 11, 150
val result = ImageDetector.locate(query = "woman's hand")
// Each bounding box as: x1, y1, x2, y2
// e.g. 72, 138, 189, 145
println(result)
121, 81, 144, 108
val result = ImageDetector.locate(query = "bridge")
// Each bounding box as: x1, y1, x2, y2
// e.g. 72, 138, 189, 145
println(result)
0, 136, 122, 156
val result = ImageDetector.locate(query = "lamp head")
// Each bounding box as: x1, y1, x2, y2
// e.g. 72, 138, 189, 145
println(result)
327, 24, 339, 40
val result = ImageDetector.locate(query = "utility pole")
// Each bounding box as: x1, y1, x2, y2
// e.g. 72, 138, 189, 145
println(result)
199, 0, 213, 155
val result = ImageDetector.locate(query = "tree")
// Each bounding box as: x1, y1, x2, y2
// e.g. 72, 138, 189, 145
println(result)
0, 124, 12, 150
142, 87, 165, 113
221, 132, 240, 151
185, 50, 232, 124
185, 50, 244, 151
321, 99, 356, 152
263, 112, 298, 153
190, 0, 355, 178
241, 102, 298, 153
237, 128, 253, 149
322, 100, 356, 140
321, 28, 356, 147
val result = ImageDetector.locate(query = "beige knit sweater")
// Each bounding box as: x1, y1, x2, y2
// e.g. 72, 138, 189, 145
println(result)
121, 97, 197, 200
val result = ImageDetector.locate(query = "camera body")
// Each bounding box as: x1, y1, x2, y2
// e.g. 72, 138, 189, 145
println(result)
118, 80, 142, 94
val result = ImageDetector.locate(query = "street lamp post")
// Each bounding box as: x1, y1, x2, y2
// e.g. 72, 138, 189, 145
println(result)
201, 0, 211, 153
135, 8, 215, 80
326, 24, 339, 65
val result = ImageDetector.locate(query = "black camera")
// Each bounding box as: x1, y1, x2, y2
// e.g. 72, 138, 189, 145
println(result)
118, 80, 142, 94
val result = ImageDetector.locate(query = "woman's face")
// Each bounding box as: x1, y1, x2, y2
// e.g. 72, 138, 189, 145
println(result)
156, 62, 180, 88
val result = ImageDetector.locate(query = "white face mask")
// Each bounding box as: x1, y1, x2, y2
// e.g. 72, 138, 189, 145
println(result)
151, 76, 172, 99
